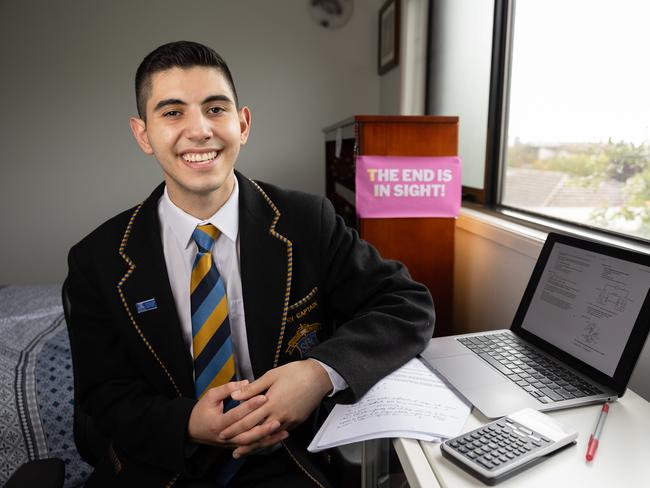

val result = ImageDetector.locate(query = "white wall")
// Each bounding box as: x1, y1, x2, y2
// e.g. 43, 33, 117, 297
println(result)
378, 0, 428, 115
454, 209, 650, 401
428, 0, 494, 189
0, 0, 381, 284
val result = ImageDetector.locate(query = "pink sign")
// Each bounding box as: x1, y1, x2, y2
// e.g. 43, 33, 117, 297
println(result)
355, 155, 461, 218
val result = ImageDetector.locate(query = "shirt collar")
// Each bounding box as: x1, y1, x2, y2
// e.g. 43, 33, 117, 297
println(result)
160, 178, 240, 249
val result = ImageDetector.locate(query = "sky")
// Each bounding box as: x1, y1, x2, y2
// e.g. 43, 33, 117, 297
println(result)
507, 0, 650, 145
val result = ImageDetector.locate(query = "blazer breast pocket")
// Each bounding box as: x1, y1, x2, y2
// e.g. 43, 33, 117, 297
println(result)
284, 287, 322, 359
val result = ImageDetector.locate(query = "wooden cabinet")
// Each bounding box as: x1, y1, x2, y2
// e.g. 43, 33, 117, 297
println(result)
324, 116, 458, 337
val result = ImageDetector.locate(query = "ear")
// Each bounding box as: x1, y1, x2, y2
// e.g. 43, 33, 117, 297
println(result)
238, 106, 251, 145
129, 117, 154, 155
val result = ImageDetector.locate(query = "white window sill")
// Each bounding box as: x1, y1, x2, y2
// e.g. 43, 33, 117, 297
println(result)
457, 206, 650, 258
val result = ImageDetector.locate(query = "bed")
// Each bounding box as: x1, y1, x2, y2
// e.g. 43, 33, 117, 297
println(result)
0, 284, 90, 487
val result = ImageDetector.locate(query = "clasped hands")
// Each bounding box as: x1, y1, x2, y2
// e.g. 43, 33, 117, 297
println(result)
187, 359, 332, 458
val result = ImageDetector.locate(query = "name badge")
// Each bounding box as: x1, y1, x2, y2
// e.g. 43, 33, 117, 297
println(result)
136, 298, 158, 314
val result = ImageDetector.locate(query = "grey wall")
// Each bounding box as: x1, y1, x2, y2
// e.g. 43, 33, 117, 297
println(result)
0, 0, 383, 284
379, 66, 402, 115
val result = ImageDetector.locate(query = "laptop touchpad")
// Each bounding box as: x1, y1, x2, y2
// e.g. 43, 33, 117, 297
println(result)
432, 355, 509, 390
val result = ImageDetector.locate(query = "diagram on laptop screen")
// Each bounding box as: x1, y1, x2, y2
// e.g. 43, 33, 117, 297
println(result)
580, 319, 601, 346
521, 242, 650, 377
597, 283, 629, 312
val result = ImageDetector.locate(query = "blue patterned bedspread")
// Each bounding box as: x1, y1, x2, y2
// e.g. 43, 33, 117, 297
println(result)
0, 284, 90, 487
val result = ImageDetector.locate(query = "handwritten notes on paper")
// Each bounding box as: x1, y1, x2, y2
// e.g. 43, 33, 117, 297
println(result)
308, 358, 471, 452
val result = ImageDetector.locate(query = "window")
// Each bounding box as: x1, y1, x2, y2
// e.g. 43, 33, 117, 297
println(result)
497, 0, 650, 242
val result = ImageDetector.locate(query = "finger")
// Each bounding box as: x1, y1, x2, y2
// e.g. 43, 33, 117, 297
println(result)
226, 418, 281, 446
205, 380, 249, 403
220, 395, 267, 427
233, 430, 289, 459
255, 429, 289, 449
233, 431, 289, 459
232, 430, 289, 458
231, 374, 272, 401
219, 404, 271, 440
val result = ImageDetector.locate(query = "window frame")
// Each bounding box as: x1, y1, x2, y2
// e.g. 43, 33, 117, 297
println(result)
473, 0, 650, 248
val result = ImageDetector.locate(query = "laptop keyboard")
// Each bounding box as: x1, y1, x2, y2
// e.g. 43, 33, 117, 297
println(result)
458, 333, 603, 404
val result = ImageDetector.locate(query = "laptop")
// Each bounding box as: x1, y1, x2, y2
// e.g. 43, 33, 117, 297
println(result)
420, 232, 650, 419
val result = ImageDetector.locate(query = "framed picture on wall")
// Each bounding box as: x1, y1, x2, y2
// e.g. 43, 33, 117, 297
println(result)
378, 0, 400, 74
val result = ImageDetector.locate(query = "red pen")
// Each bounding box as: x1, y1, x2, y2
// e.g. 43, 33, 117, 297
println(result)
585, 402, 609, 462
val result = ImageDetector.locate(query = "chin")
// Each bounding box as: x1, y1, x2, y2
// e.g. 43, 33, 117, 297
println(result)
190, 176, 232, 195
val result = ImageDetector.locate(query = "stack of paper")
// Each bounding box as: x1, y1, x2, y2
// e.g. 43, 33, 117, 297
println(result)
308, 358, 471, 452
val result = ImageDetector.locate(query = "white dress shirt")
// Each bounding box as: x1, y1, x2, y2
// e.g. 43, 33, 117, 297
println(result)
157, 179, 346, 393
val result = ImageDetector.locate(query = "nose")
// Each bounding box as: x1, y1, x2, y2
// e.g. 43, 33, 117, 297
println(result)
184, 109, 212, 141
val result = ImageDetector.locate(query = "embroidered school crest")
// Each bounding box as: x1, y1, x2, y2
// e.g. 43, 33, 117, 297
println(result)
286, 322, 321, 357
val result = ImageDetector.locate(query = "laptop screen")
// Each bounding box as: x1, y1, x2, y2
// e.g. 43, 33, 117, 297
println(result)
520, 241, 650, 377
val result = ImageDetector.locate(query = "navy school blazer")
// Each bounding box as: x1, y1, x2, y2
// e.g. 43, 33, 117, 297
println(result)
66, 171, 434, 487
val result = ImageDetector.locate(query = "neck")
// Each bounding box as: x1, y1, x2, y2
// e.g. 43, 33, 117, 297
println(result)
166, 173, 236, 220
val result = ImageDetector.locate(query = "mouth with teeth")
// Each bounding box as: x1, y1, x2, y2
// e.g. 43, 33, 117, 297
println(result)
181, 150, 219, 164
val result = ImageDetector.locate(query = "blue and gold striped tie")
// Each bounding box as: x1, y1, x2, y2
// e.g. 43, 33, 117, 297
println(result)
191, 224, 244, 485
191, 224, 236, 400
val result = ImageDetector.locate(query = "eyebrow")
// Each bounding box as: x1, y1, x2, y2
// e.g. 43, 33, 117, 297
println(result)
202, 94, 233, 105
153, 94, 234, 113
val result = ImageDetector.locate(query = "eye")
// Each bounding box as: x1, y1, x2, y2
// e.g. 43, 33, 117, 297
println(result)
207, 106, 225, 115
162, 110, 181, 117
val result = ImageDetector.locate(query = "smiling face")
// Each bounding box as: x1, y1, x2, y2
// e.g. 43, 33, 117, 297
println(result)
129, 66, 251, 218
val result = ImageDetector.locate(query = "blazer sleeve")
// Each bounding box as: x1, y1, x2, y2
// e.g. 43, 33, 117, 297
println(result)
306, 197, 435, 403
66, 247, 226, 477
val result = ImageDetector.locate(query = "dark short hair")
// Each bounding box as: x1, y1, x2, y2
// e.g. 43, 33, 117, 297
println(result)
135, 40, 238, 119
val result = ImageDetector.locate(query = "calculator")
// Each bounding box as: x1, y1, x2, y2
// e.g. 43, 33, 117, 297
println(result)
440, 408, 577, 485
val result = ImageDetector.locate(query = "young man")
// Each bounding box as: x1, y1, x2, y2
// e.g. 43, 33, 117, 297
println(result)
66, 41, 434, 487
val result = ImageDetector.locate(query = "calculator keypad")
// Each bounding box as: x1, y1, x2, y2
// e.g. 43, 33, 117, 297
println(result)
444, 418, 552, 471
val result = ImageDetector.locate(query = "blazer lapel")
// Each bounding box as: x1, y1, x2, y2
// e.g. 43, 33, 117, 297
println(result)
117, 183, 195, 397
238, 173, 292, 379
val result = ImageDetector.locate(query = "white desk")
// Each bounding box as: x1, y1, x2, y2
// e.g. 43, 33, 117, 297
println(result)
394, 390, 650, 487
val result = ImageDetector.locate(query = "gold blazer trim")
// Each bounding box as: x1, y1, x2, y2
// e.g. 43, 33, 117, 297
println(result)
116, 203, 182, 397
288, 287, 318, 312
108, 443, 122, 474
247, 178, 294, 368
282, 441, 324, 488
